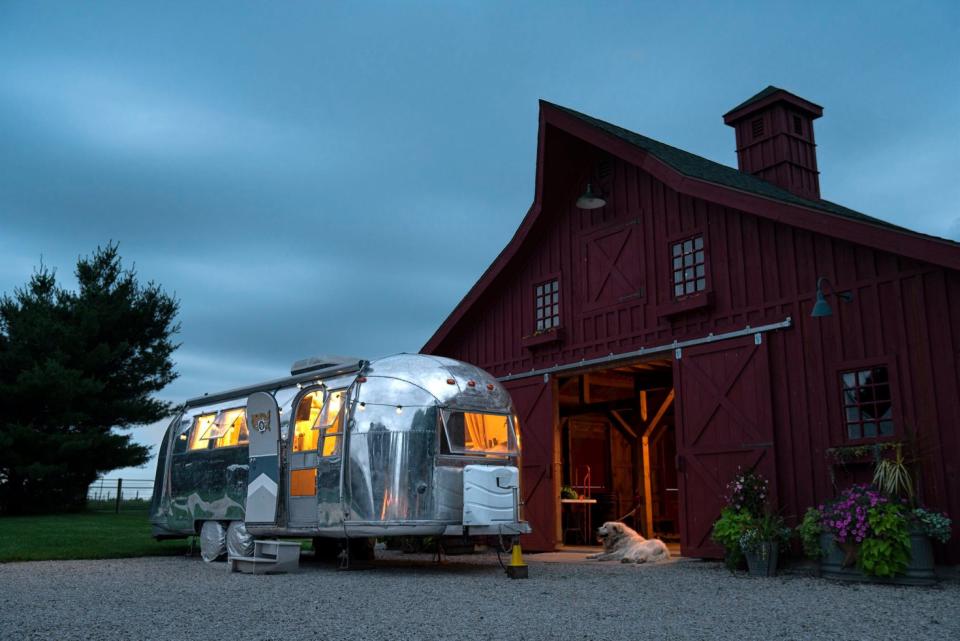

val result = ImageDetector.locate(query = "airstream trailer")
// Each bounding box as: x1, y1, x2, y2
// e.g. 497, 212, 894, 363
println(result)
149, 353, 530, 562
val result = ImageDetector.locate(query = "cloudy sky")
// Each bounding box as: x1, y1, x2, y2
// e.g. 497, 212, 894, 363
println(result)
2, 1, 958, 481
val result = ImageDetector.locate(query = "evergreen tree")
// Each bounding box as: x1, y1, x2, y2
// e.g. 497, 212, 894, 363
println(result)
0, 244, 179, 513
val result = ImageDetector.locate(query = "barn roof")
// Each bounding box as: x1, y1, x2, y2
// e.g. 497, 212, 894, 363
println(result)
422, 100, 960, 354
548, 101, 911, 234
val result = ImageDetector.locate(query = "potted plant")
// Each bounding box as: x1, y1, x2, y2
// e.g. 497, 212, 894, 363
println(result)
711, 469, 773, 571
739, 512, 790, 577
801, 484, 951, 585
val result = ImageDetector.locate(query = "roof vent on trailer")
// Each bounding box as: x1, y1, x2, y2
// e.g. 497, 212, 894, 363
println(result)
290, 354, 365, 376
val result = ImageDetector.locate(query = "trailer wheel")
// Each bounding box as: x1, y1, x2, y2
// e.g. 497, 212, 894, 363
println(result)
199, 521, 227, 562
226, 521, 255, 558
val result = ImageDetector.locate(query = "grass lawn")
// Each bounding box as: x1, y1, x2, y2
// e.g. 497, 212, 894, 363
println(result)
0, 507, 189, 563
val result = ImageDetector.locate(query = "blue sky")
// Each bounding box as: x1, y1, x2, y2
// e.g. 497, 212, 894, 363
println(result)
1, 1, 958, 480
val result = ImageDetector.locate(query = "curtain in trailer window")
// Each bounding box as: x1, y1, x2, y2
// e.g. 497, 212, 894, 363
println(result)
293, 391, 324, 452
444, 412, 515, 455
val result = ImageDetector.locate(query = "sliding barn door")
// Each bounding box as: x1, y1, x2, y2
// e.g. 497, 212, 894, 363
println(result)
674, 335, 777, 558
503, 376, 557, 551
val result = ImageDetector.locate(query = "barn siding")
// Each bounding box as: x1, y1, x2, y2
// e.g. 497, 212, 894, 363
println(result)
429, 128, 960, 558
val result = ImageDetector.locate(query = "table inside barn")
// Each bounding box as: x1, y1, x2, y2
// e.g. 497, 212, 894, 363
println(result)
561, 498, 597, 545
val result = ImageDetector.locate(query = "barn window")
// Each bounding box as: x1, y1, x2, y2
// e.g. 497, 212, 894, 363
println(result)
671, 236, 706, 298
840, 366, 894, 440
535, 279, 560, 331
793, 114, 803, 136
751, 118, 764, 138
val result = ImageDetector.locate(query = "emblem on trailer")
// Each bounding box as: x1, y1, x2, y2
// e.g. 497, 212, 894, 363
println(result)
251, 411, 271, 433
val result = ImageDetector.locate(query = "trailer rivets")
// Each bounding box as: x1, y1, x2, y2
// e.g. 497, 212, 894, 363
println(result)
446, 378, 456, 385
396, 405, 403, 414
467, 380, 476, 387
486, 383, 494, 391
359, 402, 366, 411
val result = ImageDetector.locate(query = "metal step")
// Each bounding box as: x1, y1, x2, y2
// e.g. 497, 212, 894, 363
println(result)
229, 540, 301, 574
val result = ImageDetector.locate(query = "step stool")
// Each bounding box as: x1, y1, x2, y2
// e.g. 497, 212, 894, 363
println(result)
229, 540, 301, 574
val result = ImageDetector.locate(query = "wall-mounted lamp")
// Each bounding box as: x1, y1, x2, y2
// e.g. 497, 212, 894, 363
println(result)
811, 276, 854, 318
575, 183, 606, 210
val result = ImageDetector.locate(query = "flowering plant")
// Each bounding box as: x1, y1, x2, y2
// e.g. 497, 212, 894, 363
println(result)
739, 513, 790, 561
913, 508, 952, 544
725, 468, 768, 517
819, 484, 886, 544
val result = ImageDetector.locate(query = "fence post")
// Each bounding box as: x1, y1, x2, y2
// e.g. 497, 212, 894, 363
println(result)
115, 478, 123, 514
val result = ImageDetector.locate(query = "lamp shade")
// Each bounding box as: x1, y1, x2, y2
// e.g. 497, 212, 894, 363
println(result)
811, 291, 833, 318
576, 184, 606, 210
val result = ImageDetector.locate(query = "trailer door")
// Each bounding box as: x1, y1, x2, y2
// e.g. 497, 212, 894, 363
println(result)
245, 391, 282, 525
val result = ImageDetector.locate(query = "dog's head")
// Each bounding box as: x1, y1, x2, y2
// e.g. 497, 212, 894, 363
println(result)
596, 521, 627, 549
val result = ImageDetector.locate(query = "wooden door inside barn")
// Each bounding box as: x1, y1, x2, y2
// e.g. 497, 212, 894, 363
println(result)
674, 335, 776, 558
503, 376, 557, 551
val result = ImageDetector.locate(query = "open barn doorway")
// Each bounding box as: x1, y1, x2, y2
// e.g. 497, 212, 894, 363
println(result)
556, 358, 679, 551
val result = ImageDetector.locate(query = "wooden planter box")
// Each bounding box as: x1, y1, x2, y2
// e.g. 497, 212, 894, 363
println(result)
818, 531, 936, 586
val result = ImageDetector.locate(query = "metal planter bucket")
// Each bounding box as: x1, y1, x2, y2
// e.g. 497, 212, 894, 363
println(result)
744, 542, 778, 577
818, 531, 936, 586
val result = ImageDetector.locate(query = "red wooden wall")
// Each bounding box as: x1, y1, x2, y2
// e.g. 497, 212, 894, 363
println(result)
426, 125, 960, 559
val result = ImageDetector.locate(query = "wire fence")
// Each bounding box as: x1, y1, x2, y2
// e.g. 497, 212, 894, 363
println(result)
86, 478, 155, 512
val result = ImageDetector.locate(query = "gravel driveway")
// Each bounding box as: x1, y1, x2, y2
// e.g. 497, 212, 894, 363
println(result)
1, 551, 956, 641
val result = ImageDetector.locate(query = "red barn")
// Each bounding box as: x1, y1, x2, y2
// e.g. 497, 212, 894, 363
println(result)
422, 87, 960, 560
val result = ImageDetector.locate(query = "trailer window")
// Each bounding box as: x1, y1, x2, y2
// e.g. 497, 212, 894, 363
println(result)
188, 414, 217, 451
316, 389, 346, 457
188, 409, 247, 450
293, 390, 324, 452
442, 412, 516, 456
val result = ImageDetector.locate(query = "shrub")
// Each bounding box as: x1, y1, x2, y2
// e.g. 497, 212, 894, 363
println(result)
796, 508, 823, 559
712, 508, 753, 570
913, 508, 952, 544
858, 503, 911, 578
724, 469, 768, 517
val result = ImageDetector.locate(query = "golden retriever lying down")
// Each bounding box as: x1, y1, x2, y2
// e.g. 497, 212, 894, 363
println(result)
587, 521, 671, 563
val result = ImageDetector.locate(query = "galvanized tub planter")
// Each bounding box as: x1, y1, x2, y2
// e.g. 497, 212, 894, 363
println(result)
744, 542, 779, 577
818, 531, 936, 586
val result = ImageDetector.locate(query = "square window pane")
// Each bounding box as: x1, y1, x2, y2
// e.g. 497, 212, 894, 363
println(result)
695, 264, 705, 277
683, 239, 693, 253
863, 421, 878, 438
695, 250, 704, 264
536, 285, 543, 296
536, 296, 543, 308
673, 257, 682, 269
847, 423, 862, 440
674, 271, 683, 284
552, 281, 559, 292
536, 319, 544, 330
536, 308, 543, 319
685, 281, 695, 294
694, 236, 703, 250
879, 420, 894, 436
672, 243, 682, 257
845, 407, 861, 423
696, 278, 706, 290
842, 372, 857, 388
544, 318, 552, 329
684, 254, 694, 267
552, 292, 559, 303
684, 268, 694, 279
858, 370, 872, 386
674, 284, 684, 296
552, 304, 559, 315
873, 383, 890, 402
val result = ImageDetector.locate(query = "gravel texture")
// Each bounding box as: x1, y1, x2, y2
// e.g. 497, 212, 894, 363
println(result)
1, 551, 957, 641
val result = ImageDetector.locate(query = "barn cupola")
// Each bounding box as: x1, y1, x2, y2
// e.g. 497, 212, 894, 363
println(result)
723, 86, 824, 201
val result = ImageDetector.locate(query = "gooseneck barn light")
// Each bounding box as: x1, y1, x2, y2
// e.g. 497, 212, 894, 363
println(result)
811, 276, 854, 318
575, 183, 607, 210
